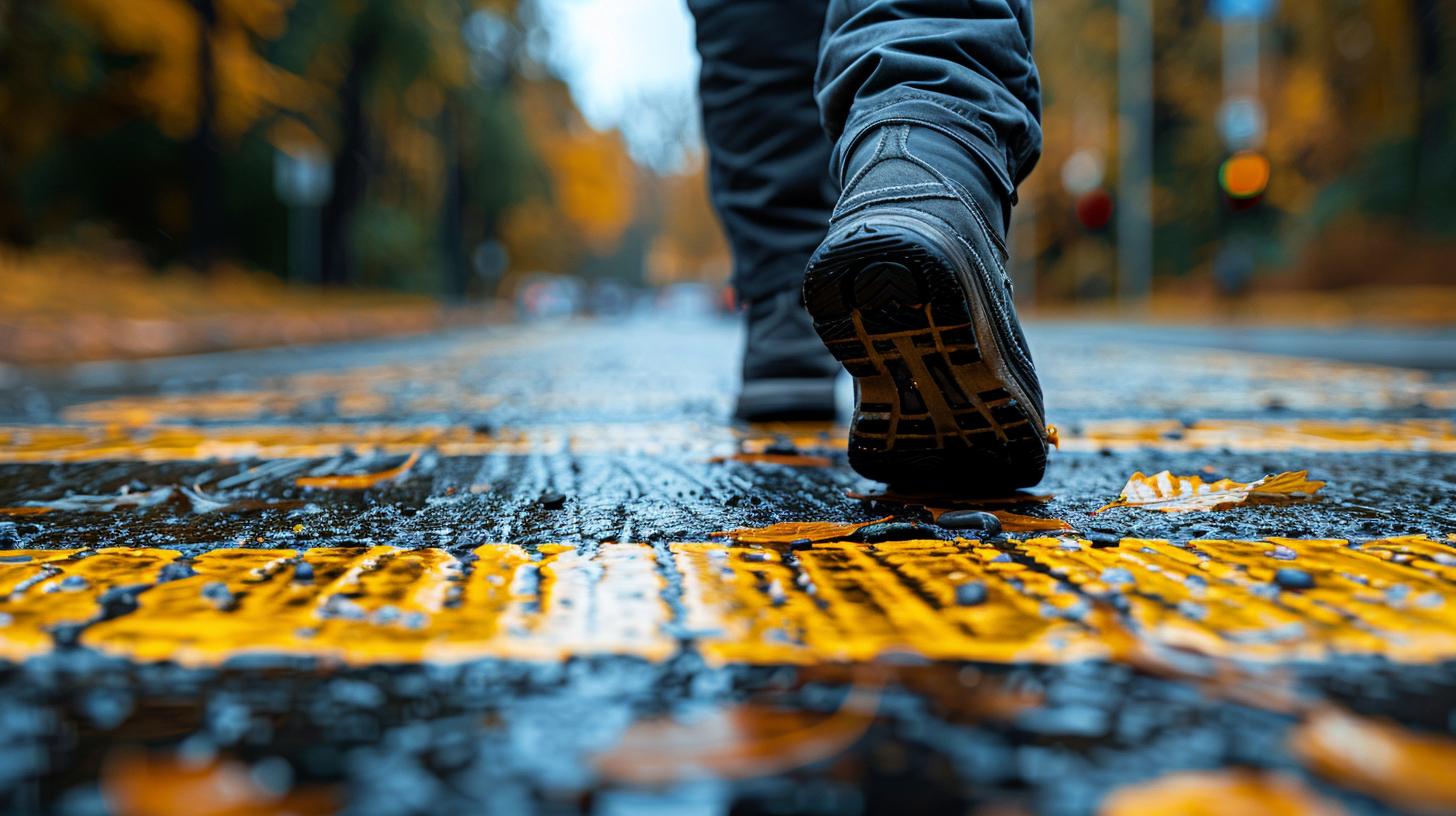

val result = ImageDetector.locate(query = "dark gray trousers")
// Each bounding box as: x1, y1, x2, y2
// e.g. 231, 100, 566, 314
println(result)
688, 0, 1042, 303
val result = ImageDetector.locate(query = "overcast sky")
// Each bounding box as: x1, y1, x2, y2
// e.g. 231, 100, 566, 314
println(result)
535, 0, 702, 170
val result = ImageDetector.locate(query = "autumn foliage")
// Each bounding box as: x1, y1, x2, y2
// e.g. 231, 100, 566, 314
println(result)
0, 0, 722, 297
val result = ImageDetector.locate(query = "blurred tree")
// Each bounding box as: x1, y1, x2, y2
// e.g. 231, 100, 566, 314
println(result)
498, 75, 638, 294
0, 0, 566, 296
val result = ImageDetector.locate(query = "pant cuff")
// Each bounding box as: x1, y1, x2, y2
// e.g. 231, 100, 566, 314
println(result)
732, 255, 813, 304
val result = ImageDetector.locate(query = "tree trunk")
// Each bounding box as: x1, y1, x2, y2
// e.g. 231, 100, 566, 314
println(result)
1412, 0, 1449, 223
441, 98, 469, 301
320, 17, 378, 288
187, 0, 222, 271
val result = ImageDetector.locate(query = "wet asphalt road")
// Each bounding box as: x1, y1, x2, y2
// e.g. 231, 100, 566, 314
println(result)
0, 316, 1454, 815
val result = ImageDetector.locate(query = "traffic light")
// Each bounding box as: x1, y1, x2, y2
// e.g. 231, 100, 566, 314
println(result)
1075, 188, 1114, 231
1219, 150, 1270, 209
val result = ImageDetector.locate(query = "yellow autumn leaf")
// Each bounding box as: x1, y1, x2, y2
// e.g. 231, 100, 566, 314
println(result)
1097, 470, 1326, 514
707, 453, 834, 468
103, 753, 337, 816
1291, 707, 1456, 815
594, 692, 877, 786
1099, 770, 1345, 816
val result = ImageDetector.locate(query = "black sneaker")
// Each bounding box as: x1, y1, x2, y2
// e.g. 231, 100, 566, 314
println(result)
802, 124, 1047, 490
734, 288, 840, 421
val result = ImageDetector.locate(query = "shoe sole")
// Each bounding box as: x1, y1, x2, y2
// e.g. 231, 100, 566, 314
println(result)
802, 212, 1047, 490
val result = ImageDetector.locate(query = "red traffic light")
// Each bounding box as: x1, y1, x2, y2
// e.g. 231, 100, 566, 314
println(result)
1075, 188, 1114, 231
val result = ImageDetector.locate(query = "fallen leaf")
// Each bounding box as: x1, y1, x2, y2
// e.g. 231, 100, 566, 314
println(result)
709, 517, 892, 545
708, 453, 834, 467
103, 752, 337, 816
1099, 769, 1345, 816
594, 685, 879, 785
990, 510, 1076, 533
1097, 470, 1325, 514
1291, 707, 1456, 815
925, 507, 1073, 533
870, 664, 1042, 724
295, 450, 421, 490
0, 506, 52, 516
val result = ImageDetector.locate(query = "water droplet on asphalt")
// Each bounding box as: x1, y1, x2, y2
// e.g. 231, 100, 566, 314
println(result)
1274, 568, 1315, 590
954, 581, 988, 606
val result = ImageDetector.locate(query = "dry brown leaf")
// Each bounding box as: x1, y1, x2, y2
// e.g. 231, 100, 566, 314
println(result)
594, 686, 879, 785
847, 489, 1053, 507
990, 510, 1076, 533
103, 753, 337, 816
708, 453, 834, 467
295, 450, 421, 490
709, 517, 892, 545
1291, 707, 1456, 815
1098, 769, 1345, 816
1097, 470, 1325, 514
0, 506, 53, 516
924, 507, 1073, 533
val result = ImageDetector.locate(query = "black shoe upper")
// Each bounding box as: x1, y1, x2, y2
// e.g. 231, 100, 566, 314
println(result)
832, 124, 1043, 412
739, 288, 841, 384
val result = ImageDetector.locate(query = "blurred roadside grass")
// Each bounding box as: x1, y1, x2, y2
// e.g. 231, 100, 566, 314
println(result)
0, 247, 450, 364
1033, 286, 1456, 328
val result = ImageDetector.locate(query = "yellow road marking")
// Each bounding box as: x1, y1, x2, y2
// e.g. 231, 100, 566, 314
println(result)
0, 418, 1451, 464
0, 536, 1452, 667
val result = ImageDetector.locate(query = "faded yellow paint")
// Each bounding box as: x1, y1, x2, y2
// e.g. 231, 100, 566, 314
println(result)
0, 536, 1452, 667
0, 418, 1453, 466
677, 540, 1107, 665
1065, 418, 1456, 453
75, 544, 674, 666
1025, 535, 1456, 662
0, 548, 180, 660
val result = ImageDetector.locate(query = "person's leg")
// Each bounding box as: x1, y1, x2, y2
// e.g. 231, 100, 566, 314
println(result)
816, 0, 1042, 208
688, 0, 841, 421
802, 0, 1049, 489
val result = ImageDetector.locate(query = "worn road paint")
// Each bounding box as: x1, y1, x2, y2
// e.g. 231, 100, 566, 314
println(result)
1, 417, 1453, 465
1, 535, 1452, 667
71, 544, 674, 665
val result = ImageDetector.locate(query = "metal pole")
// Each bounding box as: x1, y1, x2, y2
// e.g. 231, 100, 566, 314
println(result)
1117, 0, 1155, 309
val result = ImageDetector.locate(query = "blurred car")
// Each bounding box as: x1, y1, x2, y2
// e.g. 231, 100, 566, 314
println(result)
654, 282, 720, 319
515, 273, 583, 320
